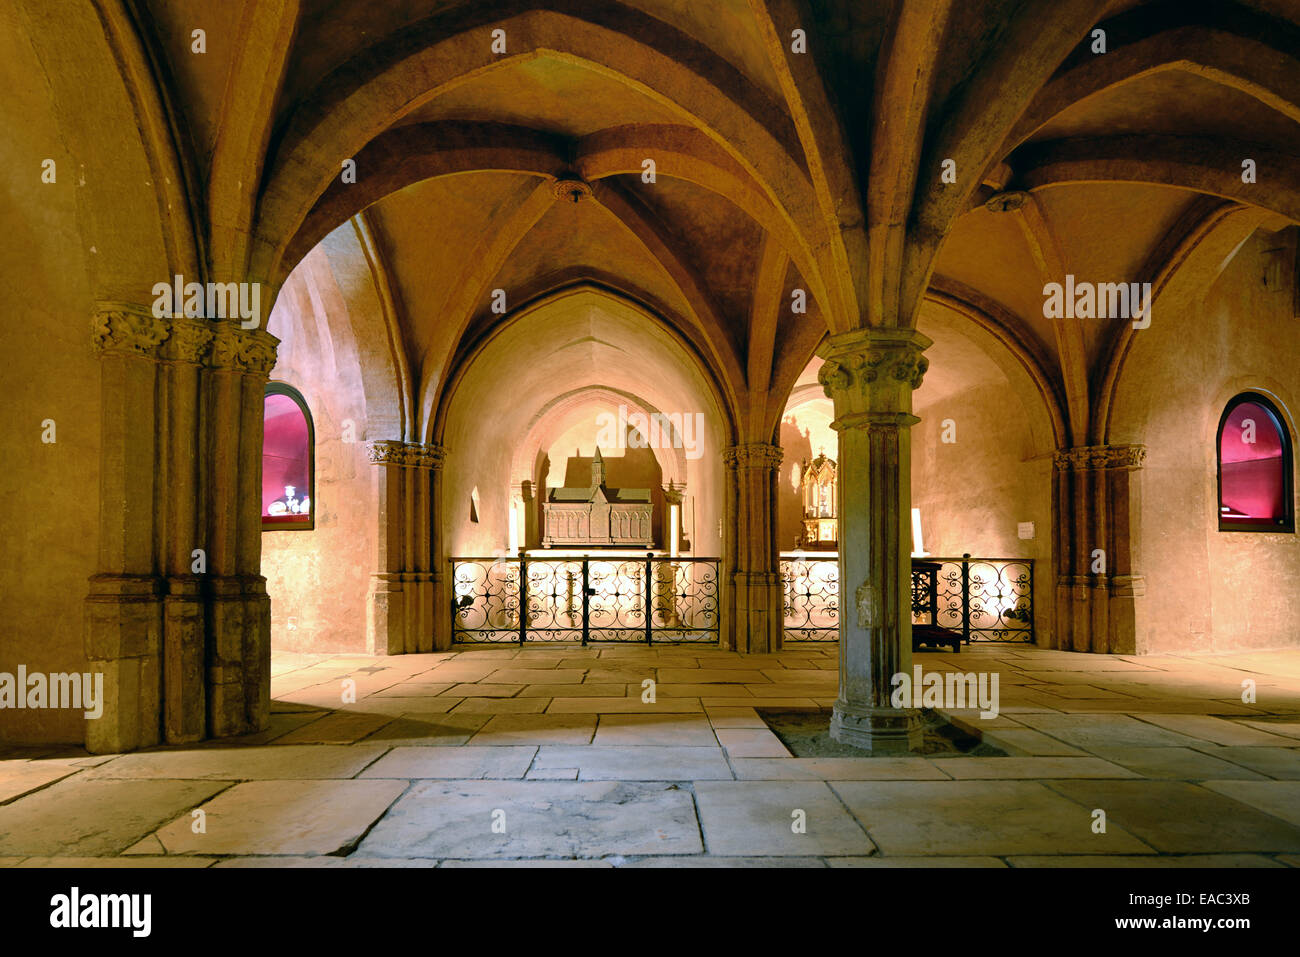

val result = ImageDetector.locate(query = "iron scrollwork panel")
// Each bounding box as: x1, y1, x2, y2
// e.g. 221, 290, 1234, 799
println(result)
451, 558, 522, 642
780, 558, 839, 641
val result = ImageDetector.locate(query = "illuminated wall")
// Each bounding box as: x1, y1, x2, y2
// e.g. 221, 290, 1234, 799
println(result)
1112, 225, 1300, 652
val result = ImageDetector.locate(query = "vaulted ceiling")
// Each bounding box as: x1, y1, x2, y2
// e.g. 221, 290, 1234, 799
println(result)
121, 0, 1300, 447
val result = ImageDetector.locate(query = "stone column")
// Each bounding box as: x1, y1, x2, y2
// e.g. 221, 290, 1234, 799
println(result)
159, 316, 215, 744
85, 306, 169, 753
367, 440, 447, 654
204, 322, 279, 738
723, 443, 783, 654
86, 308, 278, 752
1052, 444, 1147, 653
817, 328, 930, 753
662, 481, 685, 555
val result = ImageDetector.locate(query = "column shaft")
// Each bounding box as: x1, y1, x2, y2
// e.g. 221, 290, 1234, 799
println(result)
367, 441, 447, 654
723, 443, 783, 654
1052, 445, 1147, 653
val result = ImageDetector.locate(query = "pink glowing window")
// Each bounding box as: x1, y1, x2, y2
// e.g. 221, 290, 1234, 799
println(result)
1217, 393, 1293, 533
262, 384, 314, 530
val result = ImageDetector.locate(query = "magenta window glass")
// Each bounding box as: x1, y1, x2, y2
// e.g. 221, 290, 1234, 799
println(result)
1217, 394, 1294, 532
262, 385, 314, 529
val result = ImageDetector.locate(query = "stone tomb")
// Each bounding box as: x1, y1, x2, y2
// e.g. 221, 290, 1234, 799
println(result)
542, 449, 653, 547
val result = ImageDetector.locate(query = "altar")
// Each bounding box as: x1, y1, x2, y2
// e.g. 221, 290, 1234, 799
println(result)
798, 451, 838, 549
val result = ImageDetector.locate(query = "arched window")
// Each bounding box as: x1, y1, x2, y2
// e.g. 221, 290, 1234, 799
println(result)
262, 383, 314, 531
1217, 392, 1294, 533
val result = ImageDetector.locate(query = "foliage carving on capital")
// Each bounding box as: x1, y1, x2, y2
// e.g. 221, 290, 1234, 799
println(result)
368, 440, 448, 470
208, 326, 278, 377
163, 316, 216, 365
1052, 444, 1147, 471
722, 443, 783, 471
91, 307, 170, 358
818, 345, 928, 402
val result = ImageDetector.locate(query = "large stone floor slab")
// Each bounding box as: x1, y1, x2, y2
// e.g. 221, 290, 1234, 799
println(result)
694, 781, 876, 856
467, 715, 598, 746
356, 781, 703, 858
1199, 781, 1300, 828
486, 670, 584, 684
591, 714, 718, 747
154, 780, 407, 856
830, 780, 1153, 856
85, 744, 389, 780
545, 697, 704, 713
714, 728, 791, 757
978, 730, 1086, 757
14, 856, 219, 868
362, 714, 488, 746
827, 856, 1007, 867
936, 757, 1140, 780
1133, 714, 1300, 747
532, 746, 732, 781
273, 712, 395, 745
657, 669, 771, 684
1191, 746, 1300, 779
1239, 718, 1300, 740
622, 856, 825, 867
729, 757, 949, 781
0, 778, 227, 856
1006, 854, 1285, 868
0, 760, 81, 803
360, 746, 537, 779
1013, 714, 1207, 750
214, 856, 438, 868
438, 858, 614, 867
1088, 746, 1270, 780
1044, 780, 1300, 853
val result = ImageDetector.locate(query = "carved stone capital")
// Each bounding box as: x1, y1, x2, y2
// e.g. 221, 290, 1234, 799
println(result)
817, 328, 931, 422
367, 440, 448, 470
723, 443, 783, 471
91, 304, 170, 359
162, 316, 216, 365
1053, 444, 1147, 471
208, 324, 279, 377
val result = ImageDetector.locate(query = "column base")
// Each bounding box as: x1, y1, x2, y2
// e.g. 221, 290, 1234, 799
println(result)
206, 575, 270, 739
732, 571, 782, 654
368, 573, 405, 655
84, 574, 163, 754
830, 701, 923, 753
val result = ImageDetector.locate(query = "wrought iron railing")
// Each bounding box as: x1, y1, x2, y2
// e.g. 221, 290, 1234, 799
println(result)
781, 554, 840, 639
780, 553, 1034, 643
450, 554, 720, 643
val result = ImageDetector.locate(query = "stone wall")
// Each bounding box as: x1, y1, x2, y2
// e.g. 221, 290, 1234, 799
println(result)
261, 257, 377, 654
0, 6, 101, 741
1112, 226, 1300, 653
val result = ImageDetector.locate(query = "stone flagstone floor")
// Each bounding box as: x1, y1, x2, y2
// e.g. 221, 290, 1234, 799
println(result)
3, 642, 1300, 867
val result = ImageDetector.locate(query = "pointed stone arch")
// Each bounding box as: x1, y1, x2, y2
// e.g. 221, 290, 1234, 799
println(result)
250, 6, 817, 294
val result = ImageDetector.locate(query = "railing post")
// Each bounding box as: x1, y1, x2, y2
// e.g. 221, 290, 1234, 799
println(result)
518, 549, 528, 645
644, 551, 654, 645
1027, 560, 1035, 644
961, 553, 971, 645
582, 556, 590, 647
927, 563, 938, 626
